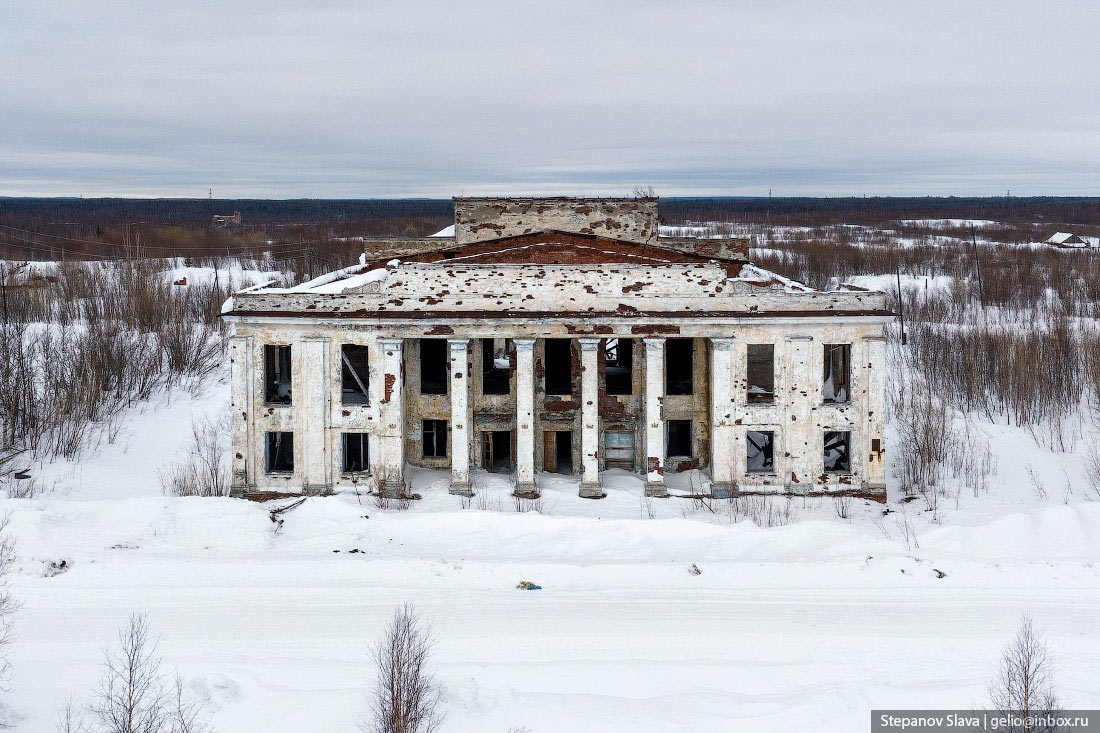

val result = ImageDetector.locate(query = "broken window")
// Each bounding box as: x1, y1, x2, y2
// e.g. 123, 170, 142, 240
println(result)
422, 419, 448, 458
341, 344, 370, 404
666, 419, 691, 458
666, 338, 693, 395
263, 344, 292, 404
746, 430, 775, 473
604, 338, 633, 395
823, 344, 851, 403
482, 338, 512, 395
420, 339, 447, 395
746, 344, 775, 403
544, 338, 572, 395
824, 431, 851, 473
265, 431, 294, 473
342, 433, 369, 473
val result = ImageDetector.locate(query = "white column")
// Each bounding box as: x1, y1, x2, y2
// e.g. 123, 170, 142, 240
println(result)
578, 338, 604, 498
709, 337, 736, 497
447, 338, 472, 495
643, 338, 668, 497
377, 338, 407, 497
514, 338, 538, 498
862, 335, 887, 495
296, 337, 332, 494
784, 335, 814, 490
229, 335, 253, 494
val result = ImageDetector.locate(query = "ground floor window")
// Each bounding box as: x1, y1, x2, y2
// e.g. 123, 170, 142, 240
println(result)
746, 430, 775, 473
824, 431, 851, 473
266, 431, 294, 473
422, 419, 448, 458
604, 431, 635, 470
342, 433, 369, 473
666, 419, 691, 458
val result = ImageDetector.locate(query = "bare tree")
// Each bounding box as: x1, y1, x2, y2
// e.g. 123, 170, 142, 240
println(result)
988, 614, 1061, 729
631, 185, 656, 198
88, 614, 211, 733
0, 513, 18, 691
363, 604, 445, 733
56, 696, 89, 733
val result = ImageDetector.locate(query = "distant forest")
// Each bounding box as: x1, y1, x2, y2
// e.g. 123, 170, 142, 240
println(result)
2, 195, 1099, 262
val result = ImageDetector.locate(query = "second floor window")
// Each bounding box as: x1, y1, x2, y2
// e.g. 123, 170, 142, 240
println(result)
341, 344, 370, 404
263, 344, 292, 404
823, 344, 851, 403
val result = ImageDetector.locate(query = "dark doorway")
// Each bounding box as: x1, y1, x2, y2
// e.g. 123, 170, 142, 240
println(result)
604, 338, 633, 395
543, 430, 573, 473
666, 419, 692, 458
666, 338, 693, 395
482, 431, 512, 473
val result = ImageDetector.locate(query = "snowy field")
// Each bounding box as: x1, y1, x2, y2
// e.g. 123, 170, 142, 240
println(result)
4, 371, 1100, 732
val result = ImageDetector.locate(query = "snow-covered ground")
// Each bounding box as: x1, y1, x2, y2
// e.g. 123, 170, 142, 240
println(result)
3, 368, 1100, 732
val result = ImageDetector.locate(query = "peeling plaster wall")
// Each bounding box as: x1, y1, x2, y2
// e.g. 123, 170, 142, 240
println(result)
454, 197, 658, 245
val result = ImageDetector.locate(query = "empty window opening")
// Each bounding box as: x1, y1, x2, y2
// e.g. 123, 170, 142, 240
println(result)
604, 338, 633, 395
265, 431, 294, 473
263, 344, 292, 404
667, 420, 692, 458
341, 344, 370, 404
420, 339, 447, 395
666, 339, 693, 395
544, 339, 572, 395
823, 344, 851, 403
824, 431, 851, 473
746, 344, 775, 403
342, 433, 369, 473
482, 338, 512, 395
422, 419, 448, 458
604, 431, 635, 470
482, 430, 512, 473
746, 430, 775, 473
544, 430, 573, 473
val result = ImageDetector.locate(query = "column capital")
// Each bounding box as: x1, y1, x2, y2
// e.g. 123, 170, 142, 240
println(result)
514, 338, 536, 351
378, 337, 404, 350
447, 337, 469, 351
710, 337, 736, 350
577, 337, 601, 351
643, 337, 666, 350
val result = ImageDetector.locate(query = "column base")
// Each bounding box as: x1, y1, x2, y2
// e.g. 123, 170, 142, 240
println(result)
513, 482, 539, 499
644, 481, 669, 498
710, 481, 735, 499
448, 481, 473, 497
579, 481, 606, 499
379, 478, 409, 499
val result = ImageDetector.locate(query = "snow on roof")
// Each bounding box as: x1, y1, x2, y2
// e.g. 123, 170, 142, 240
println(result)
734, 263, 815, 293
1045, 232, 1089, 245
429, 224, 455, 237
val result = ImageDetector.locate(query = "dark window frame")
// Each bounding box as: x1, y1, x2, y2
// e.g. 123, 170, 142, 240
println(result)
666, 338, 694, 396
746, 430, 775, 474
419, 339, 448, 395
482, 338, 512, 395
544, 338, 573, 396
422, 419, 449, 458
604, 338, 633, 396
265, 431, 294, 473
341, 344, 370, 405
823, 344, 852, 404
263, 344, 292, 405
824, 430, 852, 473
342, 432, 369, 473
746, 344, 775, 404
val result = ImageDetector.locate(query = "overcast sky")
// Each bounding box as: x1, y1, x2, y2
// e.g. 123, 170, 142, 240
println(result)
2, 1, 1099, 198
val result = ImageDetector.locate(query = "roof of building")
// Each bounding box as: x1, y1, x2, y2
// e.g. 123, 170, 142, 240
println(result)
1046, 232, 1086, 245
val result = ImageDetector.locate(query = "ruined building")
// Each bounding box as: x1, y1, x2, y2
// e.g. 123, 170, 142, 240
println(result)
222, 197, 891, 501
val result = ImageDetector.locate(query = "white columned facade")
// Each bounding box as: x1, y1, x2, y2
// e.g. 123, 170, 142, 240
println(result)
377, 337, 407, 497
709, 337, 736, 497
447, 338, 472, 495
228, 335, 254, 492
296, 337, 332, 494
513, 338, 538, 498
643, 337, 668, 497
578, 338, 604, 498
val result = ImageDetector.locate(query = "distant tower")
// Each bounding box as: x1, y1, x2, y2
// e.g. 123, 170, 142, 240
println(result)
209, 188, 212, 199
